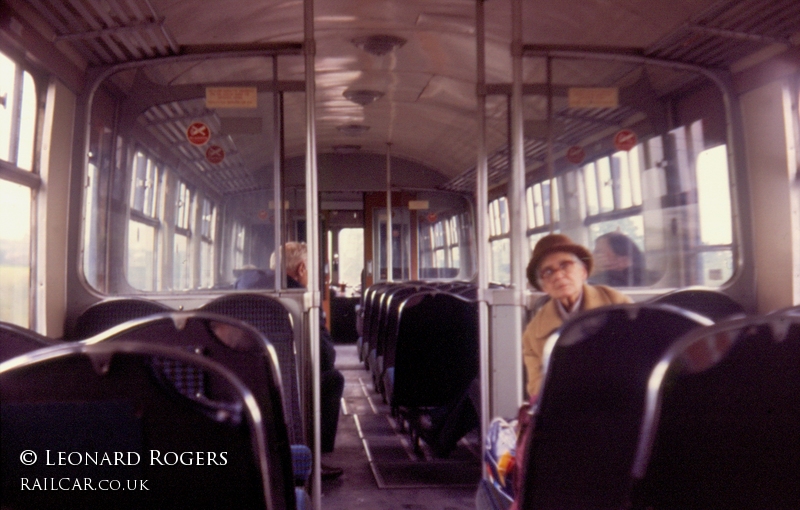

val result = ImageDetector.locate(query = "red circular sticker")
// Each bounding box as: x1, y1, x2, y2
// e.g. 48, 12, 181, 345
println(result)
566, 145, 585, 165
613, 129, 637, 151
426, 213, 438, 223
186, 122, 211, 146
257, 209, 269, 221
205, 145, 225, 164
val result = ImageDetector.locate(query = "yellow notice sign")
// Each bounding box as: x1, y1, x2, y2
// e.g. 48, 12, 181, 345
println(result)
206, 87, 258, 108
568, 87, 618, 108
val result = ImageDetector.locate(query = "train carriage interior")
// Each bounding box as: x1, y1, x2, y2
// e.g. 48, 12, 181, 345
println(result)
1, 0, 799, 509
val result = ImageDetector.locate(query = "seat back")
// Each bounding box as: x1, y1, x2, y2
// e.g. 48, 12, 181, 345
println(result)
649, 287, 745, 321
631, 313, 800, 510
83, 311, 295, 507
1, 341, 283, 510
0, 321, 61, 362
70, 298, 173, 339
200, 294, 304, 445
359, 283, 391, 363
518, 303, 713, 510
370, 284, 435, 392
390, 291, 479, 409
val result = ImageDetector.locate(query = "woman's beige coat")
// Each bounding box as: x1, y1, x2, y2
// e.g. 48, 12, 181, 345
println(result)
522, 284, 632, 398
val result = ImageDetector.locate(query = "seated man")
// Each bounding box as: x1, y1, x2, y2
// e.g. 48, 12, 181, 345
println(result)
283, 242, 345, 480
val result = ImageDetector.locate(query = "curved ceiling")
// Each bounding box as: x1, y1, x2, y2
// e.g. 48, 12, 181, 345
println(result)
8, 0, 800, 190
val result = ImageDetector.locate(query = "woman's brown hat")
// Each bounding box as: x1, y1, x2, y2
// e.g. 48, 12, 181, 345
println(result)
526, 234, 593, 290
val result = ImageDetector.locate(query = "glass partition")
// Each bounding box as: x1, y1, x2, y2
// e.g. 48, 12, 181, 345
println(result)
512, 53, 736, 289
82, 55, 304, 295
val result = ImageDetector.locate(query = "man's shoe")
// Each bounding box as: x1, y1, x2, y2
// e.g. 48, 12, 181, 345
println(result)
320, 463, 343, 480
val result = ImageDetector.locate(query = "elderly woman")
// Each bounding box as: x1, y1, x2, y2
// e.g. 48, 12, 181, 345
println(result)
522, 234, 632, 399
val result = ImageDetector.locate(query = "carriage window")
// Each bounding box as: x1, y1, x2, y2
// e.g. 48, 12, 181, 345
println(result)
127, 151, 162, 291
582, 149, 642, 218
0, 52, 36, 171
695, 144, 733, 285
0, 51, 38, 327
128, 222, 157, 291
173, 180, 192, 290
526, 178, 560, 252
233, 221, 246, 270
338, 228, 364, 293
489, 196, 511, 285
448, 216, 460, 268
200, 198, 216, 288
175, 181, 192, 231
0, 180, 32, 327
130, 151, 160, 218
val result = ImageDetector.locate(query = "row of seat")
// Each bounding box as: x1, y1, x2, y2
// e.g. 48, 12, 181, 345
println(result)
1, 294, 310, 510
358, 281, 479, 456
501, 300, 800, 510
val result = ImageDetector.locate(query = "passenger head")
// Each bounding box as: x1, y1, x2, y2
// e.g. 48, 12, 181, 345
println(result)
526, 234, 592, 303
284, 241, 308, 287
593, 232, 643, 273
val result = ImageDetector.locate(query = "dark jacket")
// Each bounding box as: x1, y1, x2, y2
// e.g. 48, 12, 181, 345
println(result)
288, 276, 336, 372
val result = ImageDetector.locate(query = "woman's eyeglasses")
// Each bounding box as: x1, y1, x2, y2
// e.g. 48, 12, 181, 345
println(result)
539, 259, 577, 281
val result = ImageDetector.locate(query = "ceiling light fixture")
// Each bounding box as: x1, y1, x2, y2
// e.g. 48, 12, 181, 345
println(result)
332, 144, 362, 154
336, 124, 371, 136
351, 34, 406, 56
343, 88, 384, 106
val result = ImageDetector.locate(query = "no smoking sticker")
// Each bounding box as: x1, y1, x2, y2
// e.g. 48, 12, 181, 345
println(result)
186, 122, 211, 146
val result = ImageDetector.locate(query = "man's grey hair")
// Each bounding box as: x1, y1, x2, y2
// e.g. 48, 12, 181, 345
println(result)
284, 241, 307, 276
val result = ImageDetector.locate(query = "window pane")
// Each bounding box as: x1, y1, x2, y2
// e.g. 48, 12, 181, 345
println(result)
597, 157, 614, 212
83, 162, 101, 289
490, 238, 510, 285
0, 52, 18, 164
127, 221, 156, 291
526, 187, 536, 229
450, 246, 460, 267
629, 144, 643, 206
201, 241, 214, 288
17, 72, 36, 171
498, 197, 509, 234
0, 180, 31, 327
338, 228, 364, 293
696, 145, 732, 245
697, 250, 734, 286
533, 183, 544, 226
434, 248, 446, 268
174, 234, 190, 289
613, 151, 633, 209
583, 163, 598, 216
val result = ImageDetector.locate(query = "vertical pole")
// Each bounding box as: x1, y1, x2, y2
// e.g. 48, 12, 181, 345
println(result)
273, 56, 283, 291
303, 0, 322, 508
475, 0, 492, 478
546, 57, 556, 231
386, 143, 393, 282
510, 0, 526, 294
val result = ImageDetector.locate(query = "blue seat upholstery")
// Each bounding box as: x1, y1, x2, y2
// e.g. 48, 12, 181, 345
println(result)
81, 311, 297, 506
517, 303, 713, 510
200, 294, 312, 486
631, 312, 800, 510
200, 294, 302, 442
1, 341, 284, 509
